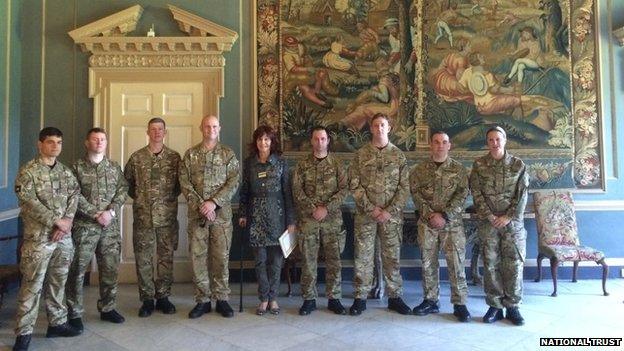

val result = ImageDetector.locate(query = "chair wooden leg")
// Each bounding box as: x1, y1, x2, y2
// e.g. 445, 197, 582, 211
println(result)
598, 258, 609, 296
284, 259, 293, 297
534, 253, 544, 282
572, 261, 579, 282
549, 257, 558, 297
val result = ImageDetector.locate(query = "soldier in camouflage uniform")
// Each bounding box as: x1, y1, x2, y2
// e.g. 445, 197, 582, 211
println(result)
179, 115, 240, 319
409, 131, 471, 322
66, 128, 128, 331
293, 126, 348, 316
13, 127, 81, 351
124, 117, 181, 317
348, 113, 411, 316
470, 126, 528, 326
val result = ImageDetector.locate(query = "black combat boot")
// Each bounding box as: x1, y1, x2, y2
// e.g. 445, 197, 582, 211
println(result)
13, 334, 31, 351
412, 299, 440, 316
505, 307, 525, 326
327, 298, 346, 315
68, 317, 84, 333
349, 298, 367, 316
388, 297, 412, 315
155, 297, 176, 314
46, 323, 81, 338
188, 302, 212, 319
298, 299, 317, 316
482, 307, 504, 324
138, 299, 155, 318
453, 304, 471, 322
216, 300, 234, 318
101, 309, 125, 324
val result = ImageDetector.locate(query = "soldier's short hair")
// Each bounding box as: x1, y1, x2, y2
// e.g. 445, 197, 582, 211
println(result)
39, 127, 63, 142
249, 125, 282, 156
310, 125, 332, 149
370, 113, 389, 125
486, 126, 507, 139
148, 117, 166, 129
430, 130, 449, 141
86, 127, 107, 139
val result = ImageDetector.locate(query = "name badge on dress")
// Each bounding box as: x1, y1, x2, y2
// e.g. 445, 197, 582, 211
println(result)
257, 171, 267, 178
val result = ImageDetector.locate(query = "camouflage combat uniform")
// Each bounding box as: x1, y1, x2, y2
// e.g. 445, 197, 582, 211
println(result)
14, 158, 80, 335
124, 145, 181, 302
470, 152, 528, 309
293, 153, 348, 300
349, 142, 409, 299
409, 157, 469, 305
66, 156, 128, 318
179, 142, 239, 302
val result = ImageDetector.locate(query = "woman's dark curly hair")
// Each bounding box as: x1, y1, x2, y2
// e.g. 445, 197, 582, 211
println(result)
248, 125, 282, 156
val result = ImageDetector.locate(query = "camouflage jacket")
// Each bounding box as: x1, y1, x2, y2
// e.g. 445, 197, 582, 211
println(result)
409, 157, 469, 225
349, 142, 409, 219
124, 145, 181, 228
14, 158, 80, 241
73, 156, 128, 226
292, 153, 348, 222
179, 142, 240, 224
469, 152, 529, 220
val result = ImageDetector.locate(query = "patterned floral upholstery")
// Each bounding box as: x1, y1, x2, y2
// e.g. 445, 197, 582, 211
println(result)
533, 190, 608, 296
533, 190, 604, 262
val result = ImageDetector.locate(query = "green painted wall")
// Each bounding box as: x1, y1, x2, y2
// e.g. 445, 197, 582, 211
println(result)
19, 0, 250, 167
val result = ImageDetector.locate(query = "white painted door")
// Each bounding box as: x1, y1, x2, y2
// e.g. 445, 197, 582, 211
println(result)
108, 81, 204, 282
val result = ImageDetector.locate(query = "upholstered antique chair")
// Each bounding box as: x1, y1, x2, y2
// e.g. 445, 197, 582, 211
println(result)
533, 190, 608, 297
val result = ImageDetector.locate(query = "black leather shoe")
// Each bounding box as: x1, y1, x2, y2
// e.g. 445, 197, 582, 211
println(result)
506, 307, 525, 326
68, 317, 84, 333
46, 323, 81, 338
100, 309, 125, 324
453, 304, 471, 322
216, 300, 234, 318
349, 298, 367, 316
298, 299, 317, 316
413, 299, 440, 316
327, 298, 347, 315
482, 307, 504, 324
138, 299, 155, 318
13, 334, 31, 351
155, 297, 176, 314
388, 297, 412, 315
188, 302, 211, 319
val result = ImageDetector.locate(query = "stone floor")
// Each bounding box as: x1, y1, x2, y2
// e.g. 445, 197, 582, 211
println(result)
1, 279, 623, 351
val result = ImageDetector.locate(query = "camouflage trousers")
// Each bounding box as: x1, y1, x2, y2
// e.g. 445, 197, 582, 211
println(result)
478, 219, 526, 309
133, 222, 179, 301
353, 215, 404, 299
66, 222, 121, 318
188, 219, 232, 302
417, 220, 468, 305
298, 218, 345, 300
15, 235, 74, 336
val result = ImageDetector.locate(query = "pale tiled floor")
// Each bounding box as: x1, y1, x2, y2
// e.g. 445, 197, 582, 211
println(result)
1, 278, 623, 351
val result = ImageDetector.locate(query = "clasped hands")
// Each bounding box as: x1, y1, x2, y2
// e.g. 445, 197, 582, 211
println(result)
51, 217, 73, 242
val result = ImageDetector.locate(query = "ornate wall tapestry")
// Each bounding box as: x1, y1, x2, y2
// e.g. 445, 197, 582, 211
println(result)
255, 0, 603, 190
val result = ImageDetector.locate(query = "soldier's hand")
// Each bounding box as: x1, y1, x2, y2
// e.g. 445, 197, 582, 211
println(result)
54, 217, 73, 233
312, 206, 328, 221
200, 200, 217, 214
238, 217, 247, 228
428, 213, 446, 229
287, 224, 297, 234
97, 210, 113, 227
371, 206, 383, 220
493, 215, 511, 228
205, 210, 216, 222
377, 210, 392, 223
50, 228, 66, 242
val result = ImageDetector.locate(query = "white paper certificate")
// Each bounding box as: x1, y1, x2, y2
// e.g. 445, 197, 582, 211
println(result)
279, 229, 297, 258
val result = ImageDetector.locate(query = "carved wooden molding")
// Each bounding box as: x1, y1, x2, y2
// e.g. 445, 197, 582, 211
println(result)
614, 27, 624, 47
68, 5, 143, 41
68, 4, 238, 67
